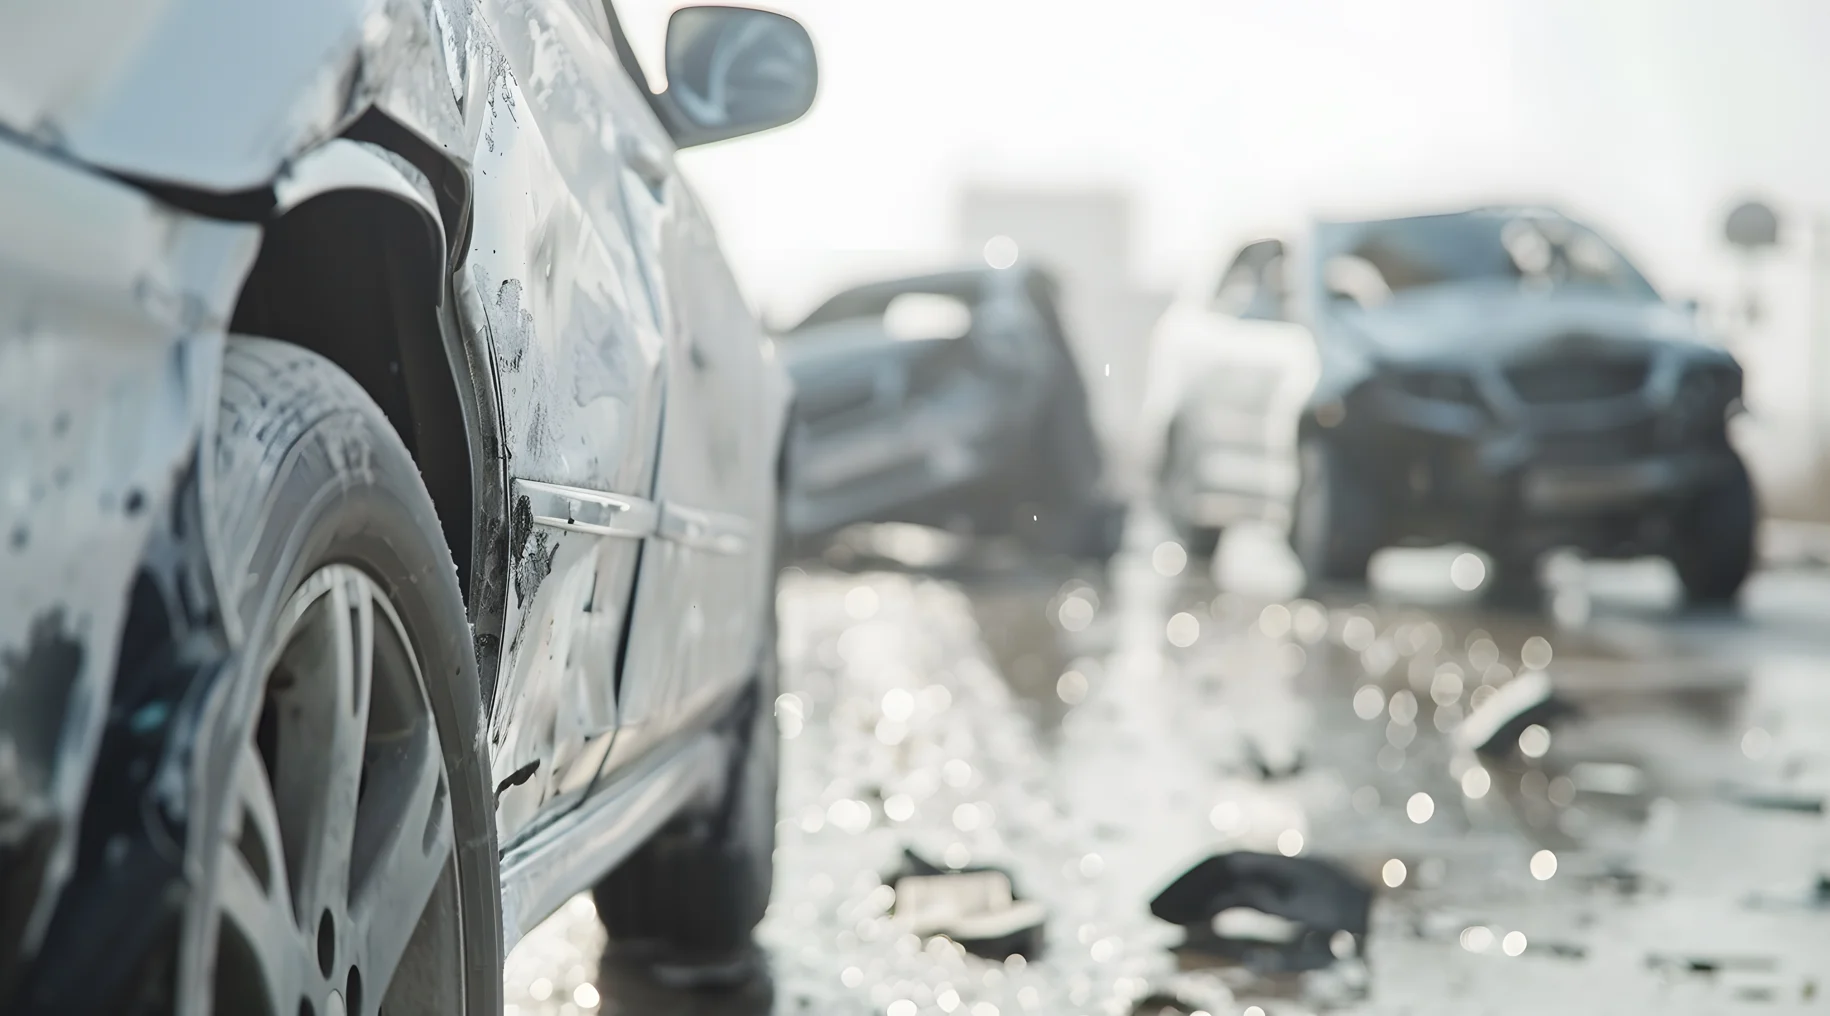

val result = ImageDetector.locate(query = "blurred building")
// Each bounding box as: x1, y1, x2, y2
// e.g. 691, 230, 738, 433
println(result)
1703, 207, 1830, 525
953, 186, 1171, 493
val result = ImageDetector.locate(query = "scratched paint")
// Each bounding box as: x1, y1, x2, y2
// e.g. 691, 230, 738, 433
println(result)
1, 0, 808, 996
0, 126, 262, 975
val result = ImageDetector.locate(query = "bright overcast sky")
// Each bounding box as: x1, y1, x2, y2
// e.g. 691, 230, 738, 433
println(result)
616, 0, 1830, 326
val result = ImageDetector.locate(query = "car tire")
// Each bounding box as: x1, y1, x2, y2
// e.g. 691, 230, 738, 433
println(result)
1671, 456, 1757, 604
1173, 520, 1223, 561
592, 667, 777, 989
1483, 548, 1543, 608
182, 338, 500, 1016
1290, 435, 1380, 584
593, 554, 779, 989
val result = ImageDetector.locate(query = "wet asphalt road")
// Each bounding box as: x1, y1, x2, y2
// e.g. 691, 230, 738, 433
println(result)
504, 516, 1830, 1015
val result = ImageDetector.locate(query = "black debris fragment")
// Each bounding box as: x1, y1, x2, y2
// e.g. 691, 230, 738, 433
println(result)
889, 849, 1046, 960
1646, 952, 1780, 976
1584, 861, 1665, 898
1717, 780, 1825, 815
1152, 852, 1372, 935
1743, 869, 1830, 911
1455, 670, 1575, 758
1513, 939, 1589, 961
1128, 993, 1192, 1016
1243, 735, 1306, 781
1150, 851, 1372, 973
1128, 992, 1208, 1016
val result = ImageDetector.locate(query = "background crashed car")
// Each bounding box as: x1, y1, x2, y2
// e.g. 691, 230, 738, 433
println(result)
1146, 206, 1754, 600
777, 266, 1126, 565
0, 1, 814, 1012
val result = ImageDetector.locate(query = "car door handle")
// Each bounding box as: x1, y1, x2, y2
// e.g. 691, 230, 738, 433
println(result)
620, 137, 671, 196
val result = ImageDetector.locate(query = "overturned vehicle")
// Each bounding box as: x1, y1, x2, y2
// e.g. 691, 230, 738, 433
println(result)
1146, 207, 1754, 601
778, 266, 1126, 565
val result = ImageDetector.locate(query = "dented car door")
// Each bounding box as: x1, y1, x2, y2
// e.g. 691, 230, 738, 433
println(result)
466, 0, 667, 846
609, 94, 778, 767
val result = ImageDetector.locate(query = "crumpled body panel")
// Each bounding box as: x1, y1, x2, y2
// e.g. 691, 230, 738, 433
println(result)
0, 0, 469, 193
0, 134, 260, 980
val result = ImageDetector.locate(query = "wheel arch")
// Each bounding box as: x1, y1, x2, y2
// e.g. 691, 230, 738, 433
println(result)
225, 129, 482, 604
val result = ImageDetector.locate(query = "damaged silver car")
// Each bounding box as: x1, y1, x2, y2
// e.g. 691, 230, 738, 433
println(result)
1146, 206, 1754, 600
0, 1, 815, 1012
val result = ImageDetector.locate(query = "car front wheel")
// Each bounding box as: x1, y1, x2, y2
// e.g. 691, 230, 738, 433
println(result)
1290, 435, 1381, 584
1670, 456, 1757, 605
182, 338, 500, 1016
594, 521, 781, 990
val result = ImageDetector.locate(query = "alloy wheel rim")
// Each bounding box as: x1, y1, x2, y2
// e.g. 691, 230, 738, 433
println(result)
207, 565, 462, 1016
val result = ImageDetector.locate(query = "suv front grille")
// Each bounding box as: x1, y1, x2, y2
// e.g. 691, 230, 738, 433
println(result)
1505, 351, 1651, 404
1535, 419, 1659, 465
1391, 368, 1483, 407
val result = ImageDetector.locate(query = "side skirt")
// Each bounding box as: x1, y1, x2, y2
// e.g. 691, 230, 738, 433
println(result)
496, 730, 722, 953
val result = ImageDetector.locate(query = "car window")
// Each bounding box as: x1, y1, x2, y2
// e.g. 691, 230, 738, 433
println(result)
882, 293, 973, 341
1211, 239, 1290, 322
1322, 210, 1658, 303
790, 276, 986, 334
785, 290, 975, 344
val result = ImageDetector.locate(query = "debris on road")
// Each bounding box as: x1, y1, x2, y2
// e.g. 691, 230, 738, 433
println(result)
889, 850, 1047, 959
1455, 669, 1575, 759
1529, 939, 1590, 961
1744, 874, 1830, 911
1567, 761, 1647, 797
1582, 861, 1665, 898
507, 546, 1830, 1015
1128, 992, 1202, 1016
1150, 851, 1372, 972
1717, 779, 1826, 814
1243, 734, 1307, 781
1645, 951, 1780, 976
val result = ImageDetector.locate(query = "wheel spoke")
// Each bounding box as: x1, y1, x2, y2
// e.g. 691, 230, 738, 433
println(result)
266, 567, 374, 975
214, 746, 307, 1016
342, 574, 455, 1012
232, 563, 461, 1016
348, 720, 452, 1004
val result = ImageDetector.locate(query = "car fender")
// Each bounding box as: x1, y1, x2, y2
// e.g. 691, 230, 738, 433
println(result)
0, 135, 260, 978
0, 0, 473, 196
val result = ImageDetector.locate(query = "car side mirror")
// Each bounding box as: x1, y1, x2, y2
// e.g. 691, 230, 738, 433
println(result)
659, 6, 818, 149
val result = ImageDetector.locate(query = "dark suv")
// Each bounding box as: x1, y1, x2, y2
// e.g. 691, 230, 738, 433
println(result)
1150, 207, 1754, 600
